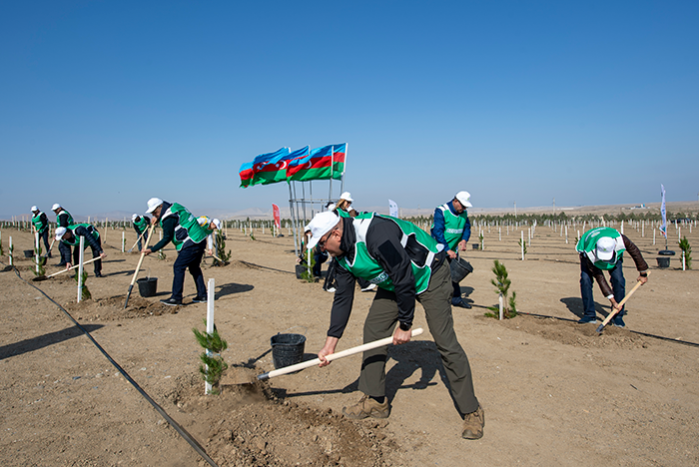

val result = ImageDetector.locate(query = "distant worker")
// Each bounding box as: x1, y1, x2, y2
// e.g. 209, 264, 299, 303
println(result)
336, 192, 357, 217
132, 214, 151, 252
55, 224, 107, 277
142, 198, 208, 306
575, 227, 649, 327
307, 211, 484, 440
431, 191, 473, 309
31, 206, 51, 257
197, 216, 222, 256
52, 203, 74, 266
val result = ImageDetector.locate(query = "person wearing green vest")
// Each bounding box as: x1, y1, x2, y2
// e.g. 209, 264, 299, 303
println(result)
196, 216, 222, 256
575, 227, 649, 326
142, 198, 208, 306
306, 210, 484, 440
132, 214, 151, 252
52, 203, 75, 266
431, 191, 474, 309
31, 206, 51, 257
55, 224, 106, 277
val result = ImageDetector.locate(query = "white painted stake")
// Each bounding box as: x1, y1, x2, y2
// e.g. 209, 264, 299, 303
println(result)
499, 293, 504, 321
77, 236, 85, 303
35, 233, 40, 274
653, 229, 656, 245
642, 221, 644, 237
9, 236, 12, 266
565, 226, 568, 244
122, 231, 125, 253
205, 277, 215, 395
499, 227, 501, 241
528, 228, 531, 246
621, 220, 624, 235
521, 231, 524, 261
682, 251, 686, 271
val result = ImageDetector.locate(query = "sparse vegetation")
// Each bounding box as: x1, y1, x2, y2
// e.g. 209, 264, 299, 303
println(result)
214, 230, 231, 266
679, 236, 692, 269
485, 260, 517, 319
518, 237, 527, 259
74, 270, 91, 300
193, 323, 228, 395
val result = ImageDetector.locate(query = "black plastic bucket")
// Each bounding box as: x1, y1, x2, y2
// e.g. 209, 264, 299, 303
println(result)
24, 249, 34, 258
271, 333, 306, 369
656, 257, 671, 268
450, 257, 474, 283
295, 264, 307, 279
137, 277, 158, 297
471, 243, 480, 250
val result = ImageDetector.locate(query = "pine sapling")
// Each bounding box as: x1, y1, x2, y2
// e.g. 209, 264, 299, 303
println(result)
193, 324, 228, 395
33, 244, 46, 277
485, 260, 517, 319
518, 238, 528, 258
214, 230, 231, 266
158, 249, 166, 260
479, 232, 484, 250
74, 271, 92, 300
679, 236, 692, 269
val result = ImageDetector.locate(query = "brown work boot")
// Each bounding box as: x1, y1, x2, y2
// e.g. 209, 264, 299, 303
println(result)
461, 406, 484, 439
342, 395, 389, 420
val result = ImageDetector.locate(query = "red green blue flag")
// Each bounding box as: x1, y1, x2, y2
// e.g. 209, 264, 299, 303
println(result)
251, 147, 291, 186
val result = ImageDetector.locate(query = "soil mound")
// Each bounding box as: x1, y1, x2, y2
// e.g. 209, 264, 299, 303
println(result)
64, 295, 177, 321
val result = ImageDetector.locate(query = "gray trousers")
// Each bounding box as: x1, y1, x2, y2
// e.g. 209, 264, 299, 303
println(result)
358, 262, 480, 415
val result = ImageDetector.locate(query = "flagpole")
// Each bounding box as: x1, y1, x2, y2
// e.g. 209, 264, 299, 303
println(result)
341, 143, 348, 195
288, 182, 299, 257
329, 145, 334, 201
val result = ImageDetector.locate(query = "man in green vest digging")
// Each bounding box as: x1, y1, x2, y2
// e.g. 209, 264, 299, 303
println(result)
31, 206, 51, 257
55, 224, 107, 277
431, 191, 473, 308
52, 203, 75, 267
132, 214, 151, 252
142, 198, 208, 306
575, 227, 649, 326
307, 211, 484, 440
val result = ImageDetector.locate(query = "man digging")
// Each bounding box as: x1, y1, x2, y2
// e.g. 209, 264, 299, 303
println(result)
307, 211, 484, 440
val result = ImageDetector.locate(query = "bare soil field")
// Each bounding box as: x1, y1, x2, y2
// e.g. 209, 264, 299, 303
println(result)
1, 218, 698, 466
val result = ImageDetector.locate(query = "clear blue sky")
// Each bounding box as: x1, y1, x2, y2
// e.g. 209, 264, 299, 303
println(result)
1, 1, 697, 219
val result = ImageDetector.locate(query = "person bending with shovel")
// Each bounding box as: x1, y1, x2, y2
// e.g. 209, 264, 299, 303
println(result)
575, 226, 649, 327
132, 213, 151, 252
141, 198, 208, 306
31, 206, 51, 257
306, 211, 484, 440
55, 224, 107, 277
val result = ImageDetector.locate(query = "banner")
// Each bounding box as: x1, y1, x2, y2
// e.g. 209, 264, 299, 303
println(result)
272, 204, 281, 230
389, 199, 399, 218
660, 184, 667, 238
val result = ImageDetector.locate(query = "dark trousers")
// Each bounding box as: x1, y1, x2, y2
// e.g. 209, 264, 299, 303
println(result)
447, 256, 462, 298
134, 226, 149, 251
58, 241, 71, 265
171, 241, 207, 301
580, 256, 626, 319
72, 237, 102, 275
358, 262, 479, 415
37, 229, 51, 256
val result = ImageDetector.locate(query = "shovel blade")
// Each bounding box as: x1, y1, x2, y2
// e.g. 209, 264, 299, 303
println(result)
595, 324, 605, 333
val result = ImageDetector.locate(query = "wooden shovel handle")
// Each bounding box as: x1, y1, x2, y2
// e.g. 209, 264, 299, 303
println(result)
598, 271, 650, 328
46, 256, 102, 278
258, 328, 424, 380
129, 223, 156, 287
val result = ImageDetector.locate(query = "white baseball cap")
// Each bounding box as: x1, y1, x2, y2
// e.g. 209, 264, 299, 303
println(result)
340, 192, 353, 203
146, 197, 163, 214
31, 206, 38, 212
52, 203, 62, 211
213, 218, 222, 230
306, 211, 341, 249
455, 191, 473, 208
55, 227, 67, 240
595, 237, 616, 262
132, 214, 139, 222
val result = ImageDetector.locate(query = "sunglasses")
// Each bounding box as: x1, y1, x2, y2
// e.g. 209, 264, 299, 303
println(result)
318, 230, 335, 248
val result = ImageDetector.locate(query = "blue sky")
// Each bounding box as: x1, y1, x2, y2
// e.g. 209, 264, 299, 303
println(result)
1, 1, 697, 219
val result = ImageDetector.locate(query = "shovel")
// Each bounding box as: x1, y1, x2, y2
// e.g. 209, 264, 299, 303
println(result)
124, 223, 156, 309
596, 271, 650, 334
43, 239, 55, 259
256, 328, 424, 381
127, 230, 148, 254
32, 256, 102, 281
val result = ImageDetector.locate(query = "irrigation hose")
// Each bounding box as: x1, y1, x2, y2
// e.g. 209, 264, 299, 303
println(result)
516, 310, 699, 348
1, 262, 219, 467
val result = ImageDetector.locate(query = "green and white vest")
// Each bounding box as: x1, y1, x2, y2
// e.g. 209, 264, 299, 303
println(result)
431, 203, 468, 251
134, 216, 149, 232
57, 210, 74, 227
160, 203, 208, 251
575, 227, 625, 270
61, 223, 100, 248
32, 212, 48, 233
337, 213, 441, 294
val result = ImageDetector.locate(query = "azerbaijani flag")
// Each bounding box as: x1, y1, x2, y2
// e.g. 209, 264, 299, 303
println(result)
252, 147, 291, 186
287, 145, 333, 181
239, 162, 254, 188
660, 184, 667, 238
331, 143, 347, 180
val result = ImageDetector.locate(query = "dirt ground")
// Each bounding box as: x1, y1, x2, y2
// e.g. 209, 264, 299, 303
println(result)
1, 217, 698, 466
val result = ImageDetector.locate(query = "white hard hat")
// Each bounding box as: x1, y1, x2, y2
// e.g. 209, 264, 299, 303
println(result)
31, 206, 38, 212
455, 191, 473, 208
306, 211, 341, 249
340, 192, 353, 202
146, 197, 163, 214
55, 227, 67, 240
52, 203, 62, 211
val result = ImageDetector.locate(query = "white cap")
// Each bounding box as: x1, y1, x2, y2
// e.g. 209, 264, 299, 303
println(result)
146, 197, 163, 214
326, 202, 336, 211
132, 214, 139, 222
55, 227, 67, 240
595, 237, 616, 262
52, 203, 62, 211
340, 192, 353, 202
212, 218, 222, 230
31, 206, 38, 212
455, 191, 473, 208
306, 211, 341, 249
